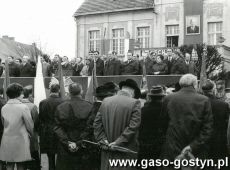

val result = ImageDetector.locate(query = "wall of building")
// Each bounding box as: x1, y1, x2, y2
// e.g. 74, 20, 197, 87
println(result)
75, 0, 230, 60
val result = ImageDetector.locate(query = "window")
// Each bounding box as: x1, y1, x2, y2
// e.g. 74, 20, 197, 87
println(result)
137, 27, 150, 48
208, 22, 223, 45
89, 30, 100, 52
112, 28, 124, 55
166, 25, 179, 47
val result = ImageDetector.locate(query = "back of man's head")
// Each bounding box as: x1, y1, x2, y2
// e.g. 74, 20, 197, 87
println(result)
69, 83, 82, 96
50, 84, 60, 93
23, 88, 33, 98
179, 74, 197, 88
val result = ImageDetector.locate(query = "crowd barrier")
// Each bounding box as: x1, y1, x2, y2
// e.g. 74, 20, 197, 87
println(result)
0, 75, 182, 97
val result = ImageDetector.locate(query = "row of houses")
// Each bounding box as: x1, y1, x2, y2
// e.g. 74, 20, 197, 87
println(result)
74, 0, 230, 70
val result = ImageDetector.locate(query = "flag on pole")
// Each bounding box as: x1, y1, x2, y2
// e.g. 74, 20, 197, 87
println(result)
3, 60, 10, 101
85, 57, 98, 103
199, 44, 208, 91
34, 56, 46, 108
57, 57, 65, 99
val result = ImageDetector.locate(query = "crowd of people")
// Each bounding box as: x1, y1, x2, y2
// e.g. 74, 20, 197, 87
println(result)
0, 73, 229, 170
0, 48, 197, 78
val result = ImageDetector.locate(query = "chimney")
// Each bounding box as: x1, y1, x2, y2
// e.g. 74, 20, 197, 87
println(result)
2, 35, 15, 41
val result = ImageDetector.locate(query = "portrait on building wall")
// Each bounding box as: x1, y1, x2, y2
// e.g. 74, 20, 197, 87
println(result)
186, 15, 200, 35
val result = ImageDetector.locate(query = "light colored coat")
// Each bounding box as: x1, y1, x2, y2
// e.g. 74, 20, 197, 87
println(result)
0, 99, 34, 162
94, 90, 141, 170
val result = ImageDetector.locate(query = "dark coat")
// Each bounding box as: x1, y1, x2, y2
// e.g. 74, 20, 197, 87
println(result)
54, 96, 93, 170
161, 87, 213, 161
151, 62, 168, 75
0, 98, 5, 144
62, 63, 73, 76
184, 61, 197, 75
187, 26, 199, 34
50, 61, 59, 76
89, 58, 104, 76
0, 65, 3, 77
72, 63, 84, 76
170, 58, 187, 74
104, 59, 121, 75
164, 58, 174, 74
94, 90, 141, 170
38, 94, 63, 154
9, 62, 20, 77
85, 101, 102, 170
20, 62, 34, 77
206, 94, 229, 161
138, 100, 167, 164
121, 60, 140, 75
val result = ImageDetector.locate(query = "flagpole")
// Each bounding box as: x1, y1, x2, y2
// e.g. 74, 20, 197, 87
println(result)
58, 57, 65, 99
3, 59, 10, 101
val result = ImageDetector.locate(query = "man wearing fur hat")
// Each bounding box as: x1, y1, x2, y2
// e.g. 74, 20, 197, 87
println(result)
94, 79, 141, 170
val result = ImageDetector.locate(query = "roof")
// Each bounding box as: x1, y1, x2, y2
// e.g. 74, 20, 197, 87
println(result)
74, 0, 154, 17
0, 37, 41, 61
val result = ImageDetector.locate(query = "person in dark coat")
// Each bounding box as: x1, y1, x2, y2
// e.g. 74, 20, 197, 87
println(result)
94, 79, 141, 170
22, 88, 40, 170
138, 86, 167, 170
54, 83, 93, 170
164, 49, 174, 74
88, 51, 104, 76
72, 57, 84, 76
160, 74, 213, 170
8, 56, 21, 77
104, 51, 121, 75
85, 82, 118, 170
39, 84, 63, 170
121, 52, 140, 75
139, 53, 156, 75
170, 51, 187, 74
61, 56, 73, 76
50, 54, 59, 76
0, 58, 4, 77
20, 56, 34, 77
184, 53, 197, 75
202, 80, 229, 170
151, 55, 168, 75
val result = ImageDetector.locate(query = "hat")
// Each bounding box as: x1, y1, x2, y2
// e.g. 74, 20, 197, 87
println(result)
103, 82, 119, 93
148, 86, 165, 97
95, 82, 118, 98
119, 79, 141, 99
202, 80, 215, 93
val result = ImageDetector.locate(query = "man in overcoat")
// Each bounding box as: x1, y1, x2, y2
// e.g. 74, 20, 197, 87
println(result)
121, 53, 140, 75
104, 51, 121, 76
39, 84, 63, 170
160, 74, 213, 170
54, 83, 93, 170
94, 79, 141, 170
202, 80, 229, 170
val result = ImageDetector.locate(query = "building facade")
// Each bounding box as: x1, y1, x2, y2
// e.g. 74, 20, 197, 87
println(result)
74, 0, 230, 63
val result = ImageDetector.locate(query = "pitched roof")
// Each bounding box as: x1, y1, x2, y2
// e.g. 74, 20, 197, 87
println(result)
74, 0, 154, 17
0, 37, 41, 61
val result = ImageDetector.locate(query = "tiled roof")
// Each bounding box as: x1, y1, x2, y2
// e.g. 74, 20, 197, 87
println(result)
0, 37, 41, 61
74, 0, 154, 17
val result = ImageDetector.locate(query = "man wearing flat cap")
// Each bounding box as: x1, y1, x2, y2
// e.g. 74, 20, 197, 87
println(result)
94, 79, 141, 170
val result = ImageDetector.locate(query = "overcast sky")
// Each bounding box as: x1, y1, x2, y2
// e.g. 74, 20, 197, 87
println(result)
0, 0, 85, 58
